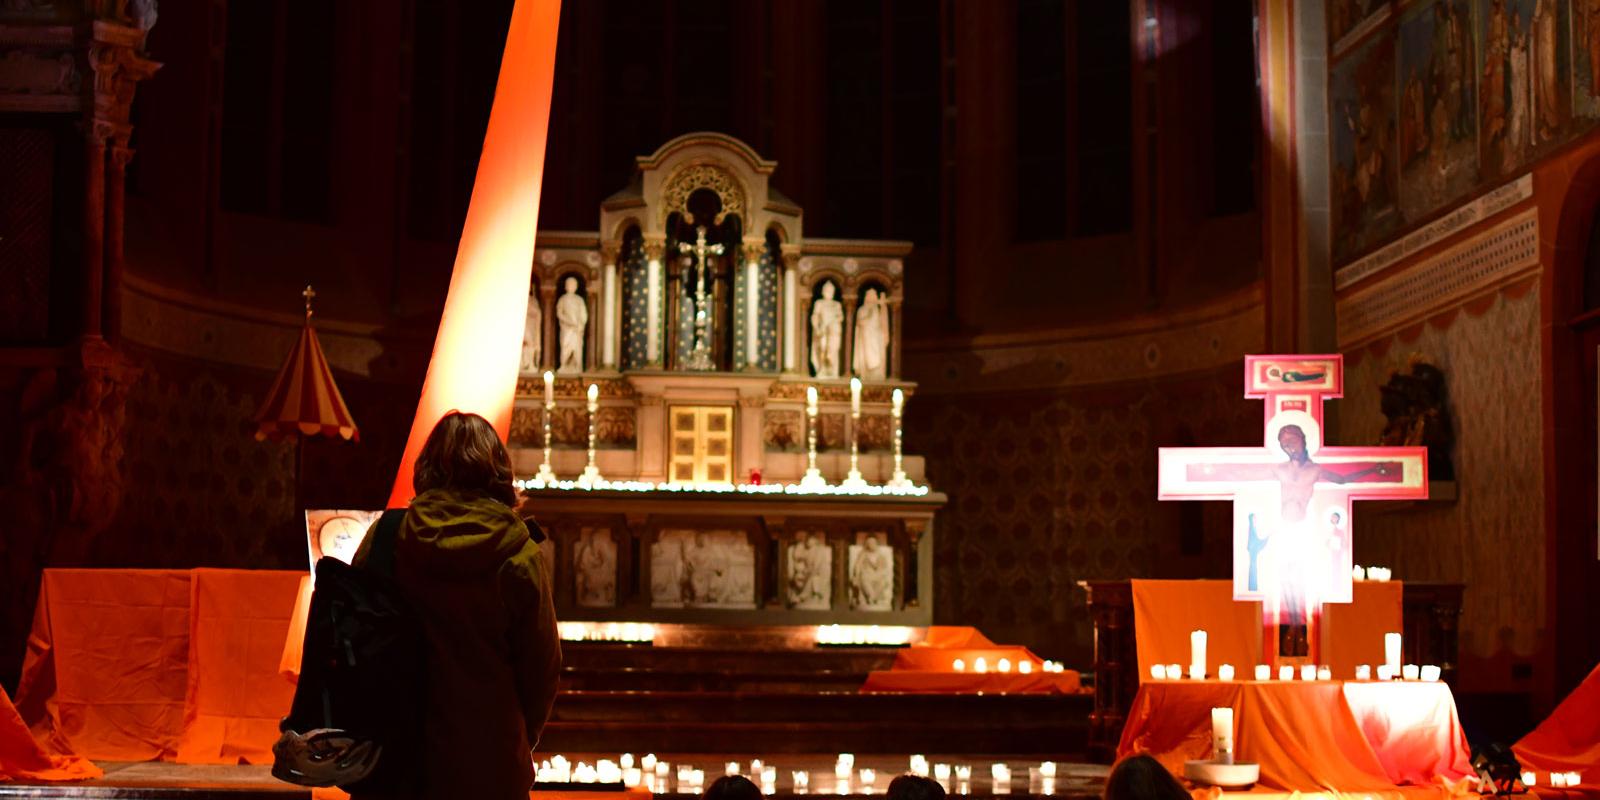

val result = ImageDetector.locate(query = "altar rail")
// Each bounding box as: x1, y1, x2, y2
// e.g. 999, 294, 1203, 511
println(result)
1077, 580, 1463, 761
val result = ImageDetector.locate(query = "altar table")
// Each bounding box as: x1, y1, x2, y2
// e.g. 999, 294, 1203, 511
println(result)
1118, 679, 1472, 794
14, 568, 303, 765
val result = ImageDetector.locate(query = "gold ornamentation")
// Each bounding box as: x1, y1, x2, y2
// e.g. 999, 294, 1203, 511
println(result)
763, 410, 804, 451
510, 406, 543, 447
596, 407, 637, 446
660, 162, 746, 225
858, 413, 893, 451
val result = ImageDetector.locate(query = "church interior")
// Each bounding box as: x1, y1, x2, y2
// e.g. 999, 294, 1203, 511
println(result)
3, 0, 1600, 798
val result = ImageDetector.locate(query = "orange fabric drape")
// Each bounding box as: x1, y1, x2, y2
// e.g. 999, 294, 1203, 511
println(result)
1119, 681, 1472, 794
15, 569, 303, 764
861, 629, 1083, 694
1133, 580, 1402, 680
387, 0, 563, 507
0, 685, 99, 783
1516, 660, 1600, 786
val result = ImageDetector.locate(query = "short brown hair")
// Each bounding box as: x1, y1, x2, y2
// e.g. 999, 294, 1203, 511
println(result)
413, 411, 517, 506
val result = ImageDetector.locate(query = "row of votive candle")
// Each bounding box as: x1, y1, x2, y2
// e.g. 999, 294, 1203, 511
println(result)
1150, 662, 1440, 681
1528, 771, 1584, 787
548, 753, 1067, 792
1352, 565, 1393, 581
951, 657, 1065, 674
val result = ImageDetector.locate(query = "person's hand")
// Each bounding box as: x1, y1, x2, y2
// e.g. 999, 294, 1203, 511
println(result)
514, 490, 538, 522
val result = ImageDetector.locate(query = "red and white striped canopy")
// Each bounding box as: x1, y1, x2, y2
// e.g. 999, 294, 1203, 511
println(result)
252, 323, 359, 442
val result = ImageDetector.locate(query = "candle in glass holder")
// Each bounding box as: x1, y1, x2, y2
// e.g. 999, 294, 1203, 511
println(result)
1166, 663, 1182, 680
1317, 666, 1332, 681
727, 762, 741, 777
1150, 664, 1165, 680
1402, 664, 1420, 681
910, 756, 929, 777
1521, 771, 1536, 787
1420, 665, 1441, 682
1019, 660, 1034, 675
762, 767, 777, 786
998, 658, 1012, 673
953, 658, 965, 672
1279, 665, 1295, 681
974, 657, 989, 673
1211, 707, 1235, 765
1355, 664, 1371, 680
859, 769, 876, 786
1384, 633, 1402, 675
934, 764, 952, 781
1039, 762, 1057, 778
1300, 664, 1317, 681
1254, 664, 1271, 681
1218, 664, 1235, 682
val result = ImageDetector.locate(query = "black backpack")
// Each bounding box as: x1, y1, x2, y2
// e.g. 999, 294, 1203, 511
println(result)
273, 509, 426, 792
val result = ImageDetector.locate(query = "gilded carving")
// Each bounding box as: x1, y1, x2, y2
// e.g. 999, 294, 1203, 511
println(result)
763, 410, 805, 451
858, 413, 892, 451
816, 413, 846, 451
596, 407, 636, 446
660, 162, 746, 225
509, 406, 543, 447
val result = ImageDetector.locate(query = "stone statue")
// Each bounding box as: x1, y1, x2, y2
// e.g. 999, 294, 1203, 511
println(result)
810, 280, 843, 378
519, 292, 542, 373
556, 276, 587, 374
848, 534, 893, 611
852, 287, 889, 380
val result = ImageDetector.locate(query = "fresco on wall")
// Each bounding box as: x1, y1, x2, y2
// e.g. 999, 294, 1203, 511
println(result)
1571, 1, 1600, 119
1331, 0, 1393, 52
1332, 31, 1401, 262
1479, 0, 1573, 179
1398, 0, 1480, 220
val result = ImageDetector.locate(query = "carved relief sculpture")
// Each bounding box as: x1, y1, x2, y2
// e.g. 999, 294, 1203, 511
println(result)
810, 281, 843, 378
848, 533, 894, 611
786, 533, 833, 610
650, 530, 756, 609
852, 287, 890, 380
556, 276, 587, 374
575, 529, 617, 607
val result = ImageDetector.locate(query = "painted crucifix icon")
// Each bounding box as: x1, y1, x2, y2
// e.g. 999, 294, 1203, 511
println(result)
1158, 355, 1428, 662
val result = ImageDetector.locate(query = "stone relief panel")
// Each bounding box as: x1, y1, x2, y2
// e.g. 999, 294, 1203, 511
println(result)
786, 532, 832, 610
650, 529, 755, 609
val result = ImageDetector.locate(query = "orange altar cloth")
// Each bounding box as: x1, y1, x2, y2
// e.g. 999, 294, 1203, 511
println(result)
0, 684, 100, 783
1516, 661, 1600, 793
860, 627, 1083, 694
14, 568, 303, 765
1119, 679, 1472, 794
1133, 579, 1403, 680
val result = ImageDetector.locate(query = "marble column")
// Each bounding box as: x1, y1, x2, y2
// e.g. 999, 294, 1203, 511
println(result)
888, 295, 904, 380
539, 281, 558, 371
81, 123, 110, 339
743, 242, 765, 371
584, 275, 599, 373
643, 238, 666, 367
840, 289, 858, 379
781, 252, 800, 373
601, 242, 620, 369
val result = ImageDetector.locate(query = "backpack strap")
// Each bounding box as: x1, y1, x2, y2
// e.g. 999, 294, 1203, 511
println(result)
364, 509, 407, 577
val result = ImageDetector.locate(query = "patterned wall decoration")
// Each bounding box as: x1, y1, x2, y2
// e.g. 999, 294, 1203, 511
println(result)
905, 369, 1257, 663
1339, 288, 1544, 668
729, 252, 780, 372
622, 249, 658, 369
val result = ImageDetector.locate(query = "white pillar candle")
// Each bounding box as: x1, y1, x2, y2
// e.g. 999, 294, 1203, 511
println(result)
1355, 664, 1372, 680
655, 761, 670, 777
1420, 665, 1441, 682
991, 764, 1011, 784
838, 754, 855, 769
1190, 630, 1208, 680
1211, 707, 1235, 764
953, 658, 965, 672
543, 370, 554, 406
860, 768, 876, 785
974, 657, 988, 673
1402, 664, 1420, 681
807, 385, 818, 414
851, 376, 862, 413
1255, 664, 1271, 681
1385, 632, 1402, 675
910, 756, 928, 776
1279, 665, 1295, 681
727, 762, 741, 776
1218, 664, 1235, 681
1521, 771, 1536, 787
624, 768, 642, 787
1300, 664, 1318, 681
893, 387, 904, 415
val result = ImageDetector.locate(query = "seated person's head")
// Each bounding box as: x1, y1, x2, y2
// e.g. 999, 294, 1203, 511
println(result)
887, 774, 946, 800
703, 775, 762, 800
1103, 755, 1189, 800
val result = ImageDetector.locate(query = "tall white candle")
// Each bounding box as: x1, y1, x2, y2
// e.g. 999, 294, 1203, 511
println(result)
893, 387, 904, 415
1190, 630, 1208, 679
1211, 707, 1234, 764
544, 370, 554, 406
850, 376, 862, 413
1385, 632, 1402, 676
807, 385, 818, 415
587, 382, 599, 405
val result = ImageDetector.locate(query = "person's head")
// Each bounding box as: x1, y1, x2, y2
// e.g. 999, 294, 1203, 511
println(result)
1103, 755, 1189, 800
413, 411, 517, 507
703, 775, 761, 800
1277, 424, 1308, 462
821, 280, 836, 299
887, 774, 945, 800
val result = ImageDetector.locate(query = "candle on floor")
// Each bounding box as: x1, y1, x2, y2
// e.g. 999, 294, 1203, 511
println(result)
1218, 664, 1235, 682
1039, 762, 1057, 778
953, 658, 965, 672
974, 657, 989, 673
1211, 707, 1235, 765
1279, 665, 1295, 681
1385, 632, 1402, 676
1255, 664, 1271, 681
1403, 664, 1420, 681
1190, 630, 1208, 681
1019, 660, 1034, 675
1521, 771, 1536, 787
1317, 666, 1332, 681
1301, 664, 1317, 681
998, 657, 1012, 673
1355, 664, 1371, 680
1421, 665, 1441, 682
727, 762, 741, 776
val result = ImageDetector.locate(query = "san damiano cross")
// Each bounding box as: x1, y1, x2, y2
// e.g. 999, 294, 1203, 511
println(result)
1157, 355, 1428, 662
677, 225, 723, 371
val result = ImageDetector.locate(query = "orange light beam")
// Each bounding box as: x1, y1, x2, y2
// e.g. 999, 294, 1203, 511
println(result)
387, 0, 562, 507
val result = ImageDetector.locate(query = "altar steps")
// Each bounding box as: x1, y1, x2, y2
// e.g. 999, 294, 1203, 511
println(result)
559, 643, 896, 692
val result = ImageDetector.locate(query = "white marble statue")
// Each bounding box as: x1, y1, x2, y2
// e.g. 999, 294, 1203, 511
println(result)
556, 276, 587, 374
786, 533, 832, 610
810, 280, 843, 378
519, 292, 542, 373
848, 534, 893, 611
852, 287, 889, 380
575, 530, 616, 607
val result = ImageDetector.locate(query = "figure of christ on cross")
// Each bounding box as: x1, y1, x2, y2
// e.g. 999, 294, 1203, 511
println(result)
1158, 355, 1428, 662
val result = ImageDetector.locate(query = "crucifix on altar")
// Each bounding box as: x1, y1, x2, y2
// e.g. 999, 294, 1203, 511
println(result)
1158, 355, 1428, 665
677, 225, 724, 371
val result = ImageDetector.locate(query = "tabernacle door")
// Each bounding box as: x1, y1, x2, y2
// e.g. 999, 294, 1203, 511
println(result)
669, 405, 735, 485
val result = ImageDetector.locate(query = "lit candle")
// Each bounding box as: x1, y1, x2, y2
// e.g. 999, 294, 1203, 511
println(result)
1317, 666, 1332, 681
1385, 632, 1402, 676
1255, 664, 1271, 681
807, 385, 818, 414
851, 377, 861, 414
955, 766, 972, 781
655, 761, 670, 778
1211, 707, 1235, 765
587, 382, 599, 407
1356, 664, 1372, 680
998, 658, 1012, 673
641, 754, 657, 773
1565, 772, 1581, 786
835, 762, 851, 780
1403, 664, 1420, 681
793, 771, 810, 790
859, 768, 876, 786
1301, 664, 1317, 681
934, 764, 952, 781
974, 657, 988, 673
893, 387, 904, 415
1218, 664, 1235, 682
1279, 665, 1295, 681
1521, 771, 1536, 787
1421, 665, 1441, 682
727, 762, 741, 776
1019, 660, 1033, 674
751, 760, 764, 776
624, 768, 642, 787
621, 754, 635, 770
544, 370, 555, 406
1553, 773, 1568, 788
762, 767, 777, 786
991, 764, 1011, 784
1377, 665, 1395, 681
1039, 762, 1056, 778
953, 658, 966, 672
910, 756, 929, 776
1353, 564, 1365, 581
1190, 630, 1208, 680
838, 754, 855, 769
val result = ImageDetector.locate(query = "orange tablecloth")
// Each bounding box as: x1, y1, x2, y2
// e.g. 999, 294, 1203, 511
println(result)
14, 568, 303, 765
0, 685, 100, 783
1516, 661, 1600, 789
1133, 580, 1403, 680
862, 629, 1084, 694
1119, 680, 1472, 793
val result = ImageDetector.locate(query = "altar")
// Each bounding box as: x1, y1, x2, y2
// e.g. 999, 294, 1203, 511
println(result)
501, 132, 943, 627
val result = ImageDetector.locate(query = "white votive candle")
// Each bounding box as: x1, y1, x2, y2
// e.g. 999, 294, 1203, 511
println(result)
1218, 664, 1235, 682
762, 767, 777, 785
934, 764, 952, 781
1279, 665, 1295, 681
1565, 772, 1581, 786
1521, 771, 1536, 787
1019, 660, 1034, 674
1317, 666, 1332, 681
955, 766, 972, 780
655, 761, 670, 777
1190, 630, 1208, 681
1356, 664, 1372, 680
974, 657, 988, 673
1353, 565, 1365, 581
1301, 664, 1317, 681
1255, 664, 1271, 681
1166, 663, 1182, 680
1377, 665, 1395, 681
910, 755, 928, 776
622, 754, 635, 770
1403, 664, 1420, 681
998, 658, 1012, 673
953, 658, 966, 672
728, 762, 741, 776
991, 764, 1011, 785
1421, 665, 1441, 682
1039, 762, 1057, 778
859, 769, 876, 786
834, 764, 851, 780
1385, 632, 1402, 675
1150, 664, 1165, 680
1553, 773, 1568, 788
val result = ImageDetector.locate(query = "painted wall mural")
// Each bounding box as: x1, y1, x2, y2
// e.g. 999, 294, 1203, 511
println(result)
1333, 30, 1402, 262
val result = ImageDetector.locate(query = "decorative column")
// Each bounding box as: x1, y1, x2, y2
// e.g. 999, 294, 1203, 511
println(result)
87, 20, 160, 341
782, 251, 800, 372
840, 286, 859, 378
888, 293, 904, 380
539, 278, 559, 371
601, 241, 621, 369
643, 238, 666, 367
584, 270, 599, 374
81, 122, 110, 339
743, 241, 765, 371
105, 142, 136, 340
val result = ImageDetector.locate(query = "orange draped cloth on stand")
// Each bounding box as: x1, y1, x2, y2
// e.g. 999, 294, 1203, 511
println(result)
1516, 661, 1600, 792
0, 685, 99, 783
860, 627, 1082, 694
1119, 680, 1472, 794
